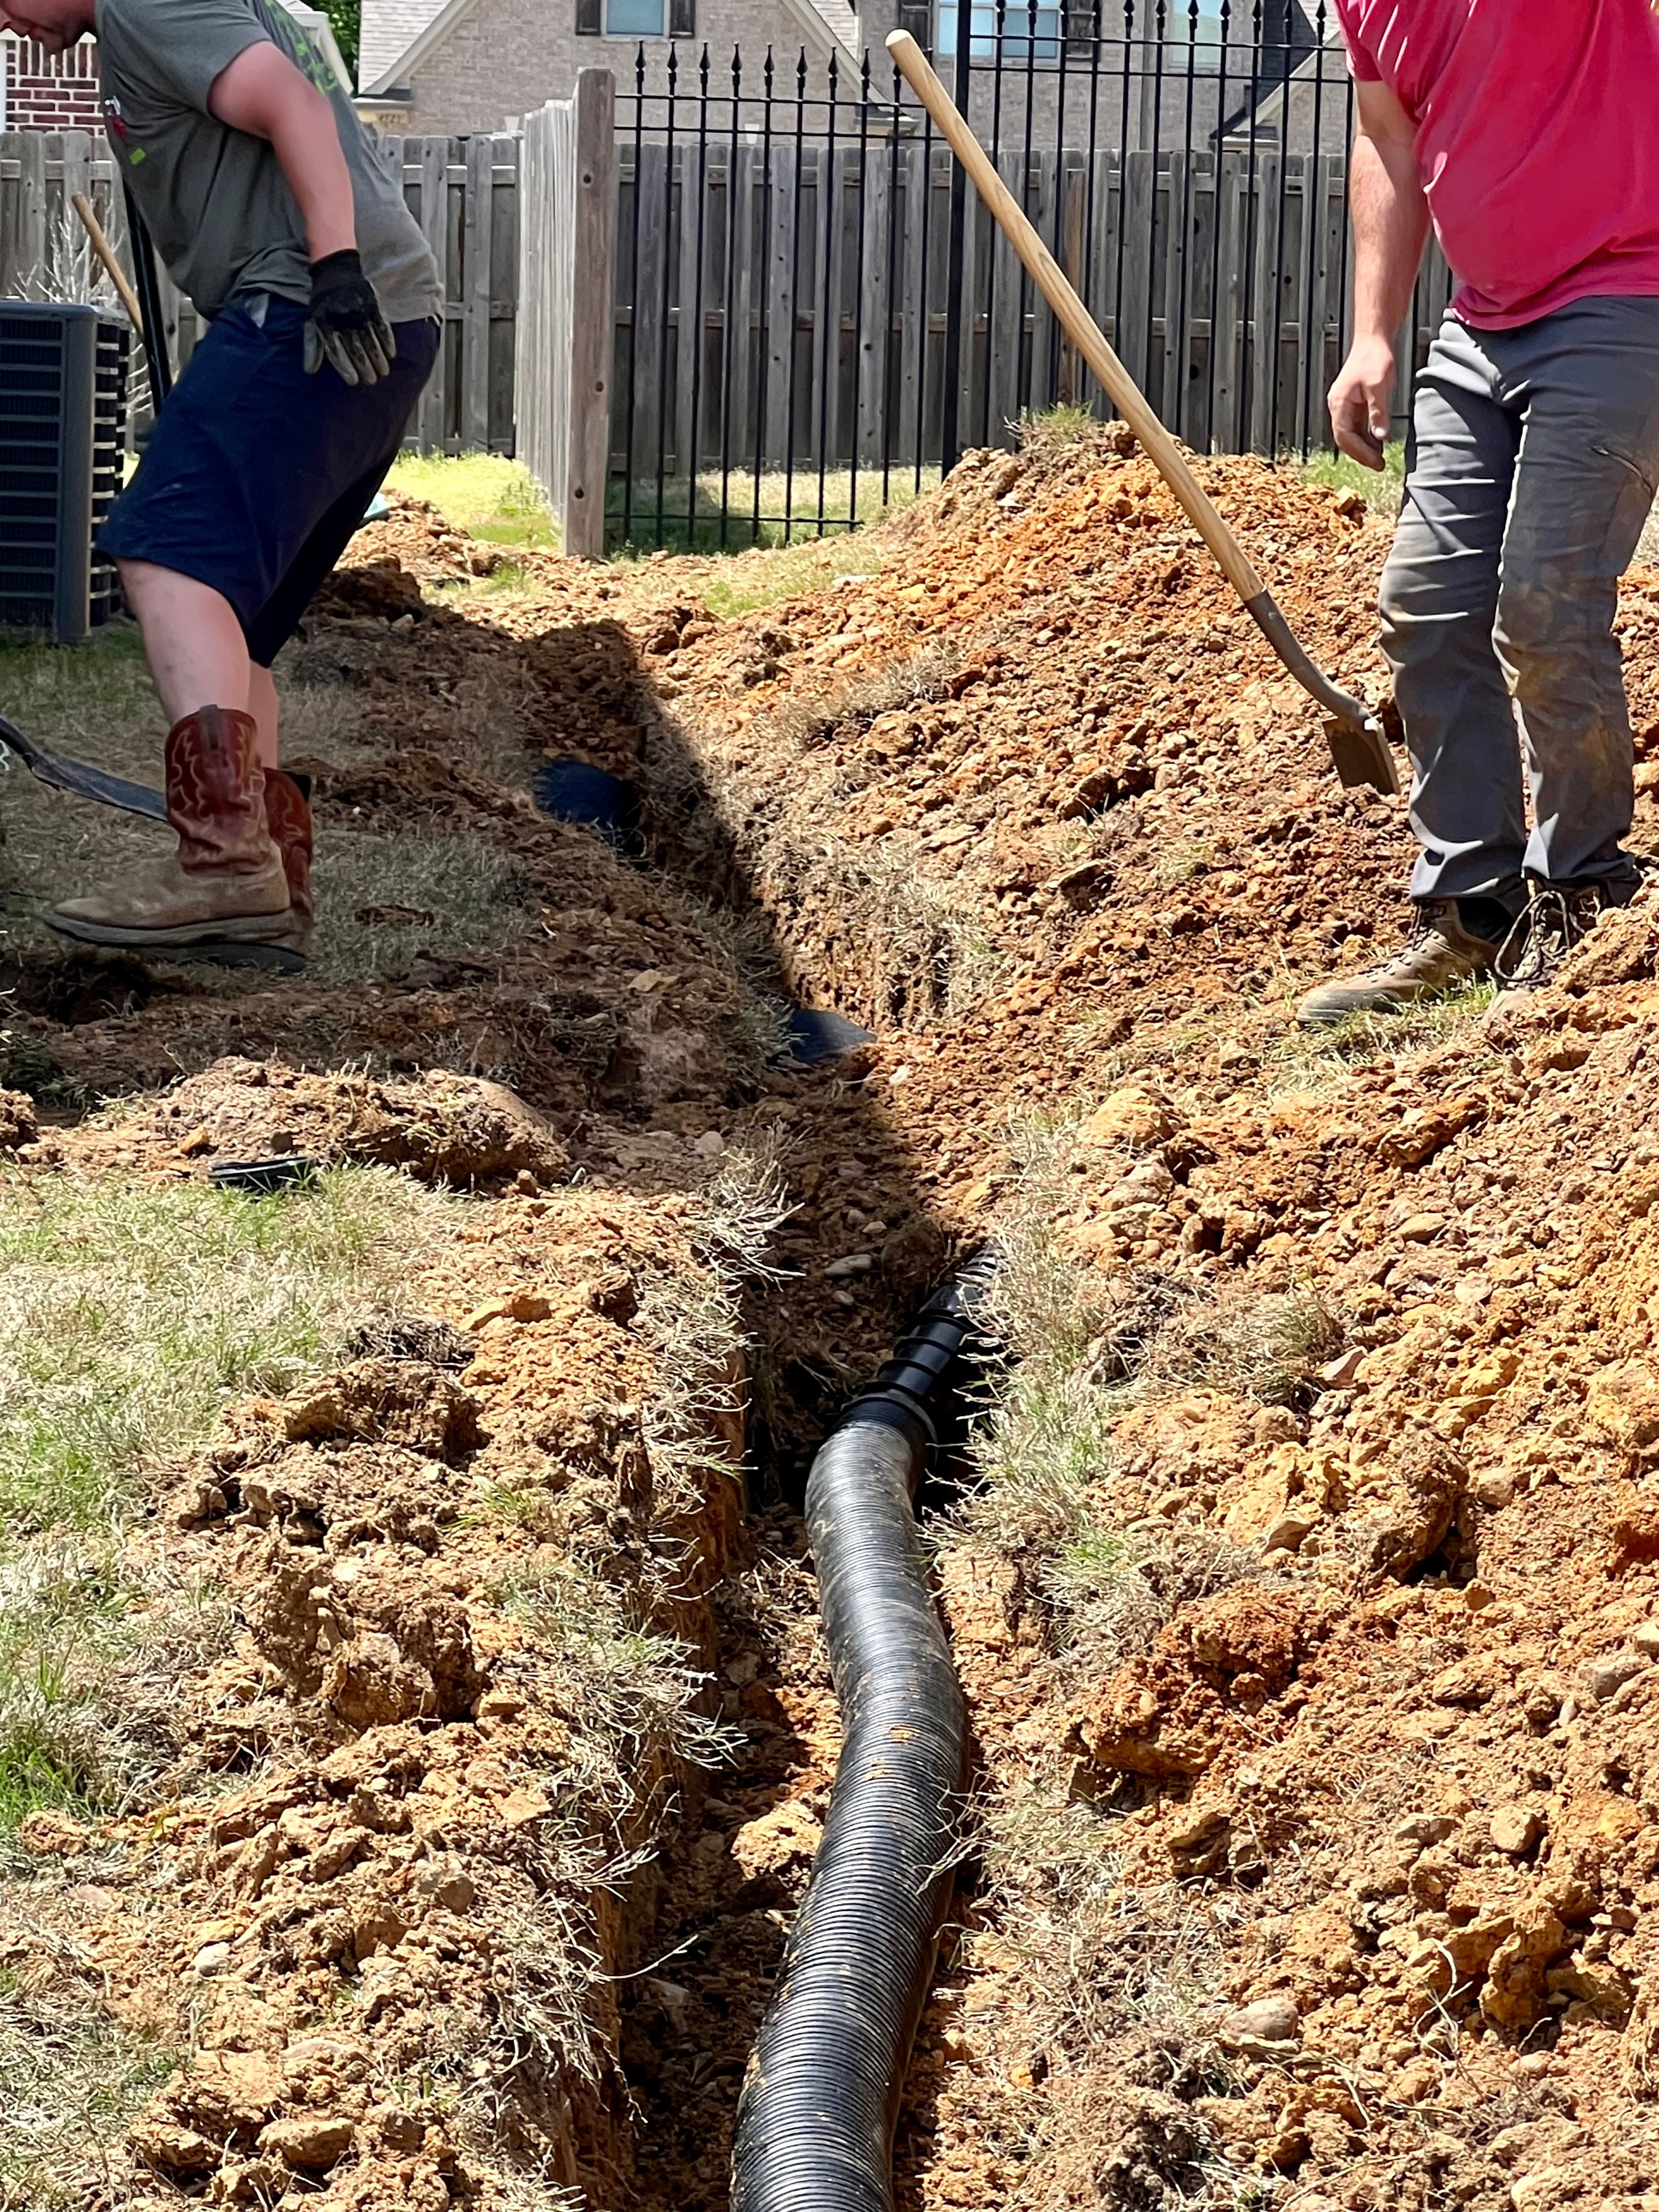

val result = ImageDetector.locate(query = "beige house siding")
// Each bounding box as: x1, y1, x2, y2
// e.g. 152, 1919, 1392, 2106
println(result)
369, 0, 849, 136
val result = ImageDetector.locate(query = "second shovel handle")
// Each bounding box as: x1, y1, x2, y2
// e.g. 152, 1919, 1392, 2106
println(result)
70, 192, 146, 338
885, 30, 1268, 606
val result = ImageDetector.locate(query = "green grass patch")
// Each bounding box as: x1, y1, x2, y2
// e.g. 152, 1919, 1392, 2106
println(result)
1299, 438, 1406, 518
382, 452, 558, 550
700, 533, 892, 619
607, 463, 936, 557
0, 1165, 450, 1533
1266, 975, 1498, 1094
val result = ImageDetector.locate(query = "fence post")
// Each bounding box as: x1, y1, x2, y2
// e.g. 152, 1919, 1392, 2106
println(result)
938, 30, 972, 476
565, 68, 616, 557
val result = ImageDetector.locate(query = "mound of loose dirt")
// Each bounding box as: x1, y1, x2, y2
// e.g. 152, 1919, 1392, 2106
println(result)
59, 1063, 568, 1188
12, 1177, 748, 2209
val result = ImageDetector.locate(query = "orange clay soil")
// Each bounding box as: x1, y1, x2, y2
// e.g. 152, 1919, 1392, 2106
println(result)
10, 444, 1659, 2208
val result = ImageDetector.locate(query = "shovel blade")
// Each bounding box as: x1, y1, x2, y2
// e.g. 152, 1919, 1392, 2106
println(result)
1323, 713, 1401, 798
0, 716, 167, 822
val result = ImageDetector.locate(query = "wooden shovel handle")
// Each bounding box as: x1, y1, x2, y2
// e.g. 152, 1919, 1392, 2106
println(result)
71, 192, 145, 337
885, 30, 1400, 796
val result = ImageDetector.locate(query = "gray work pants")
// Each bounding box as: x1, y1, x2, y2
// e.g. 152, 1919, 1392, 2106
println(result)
1381, 298, 1659, 911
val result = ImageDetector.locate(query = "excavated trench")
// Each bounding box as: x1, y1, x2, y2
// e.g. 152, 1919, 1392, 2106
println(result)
0, 489, 997, 2212
531, 724, 986, 2212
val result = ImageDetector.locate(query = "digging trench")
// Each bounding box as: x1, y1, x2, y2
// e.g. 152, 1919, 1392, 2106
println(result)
534, 728, 990, 2212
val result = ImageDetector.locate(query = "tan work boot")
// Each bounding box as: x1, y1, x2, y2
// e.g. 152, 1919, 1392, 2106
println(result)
1296, 899, 1502, 1029
215, 769, 314, 973
49, 706, 291, 955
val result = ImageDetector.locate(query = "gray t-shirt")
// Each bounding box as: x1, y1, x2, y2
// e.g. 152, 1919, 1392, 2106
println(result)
94, 0, 442, 325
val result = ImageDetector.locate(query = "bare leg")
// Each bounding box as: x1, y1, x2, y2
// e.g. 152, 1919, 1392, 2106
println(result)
247, 662, 281, 771
117, 560, 251, 725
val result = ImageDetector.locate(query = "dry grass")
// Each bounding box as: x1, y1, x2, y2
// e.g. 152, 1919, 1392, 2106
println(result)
0, 1892, 173, 2210
933, 1104, 1263, 2205
755, 645, 958, 754
0, 1164, 451, 1845
307, 829, 536, 984
0, 1165, 451, 1532
1139, 1283, 1344, 1408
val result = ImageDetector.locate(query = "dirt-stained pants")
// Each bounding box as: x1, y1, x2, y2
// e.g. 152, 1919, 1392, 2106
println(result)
1380, 297, 1659, 913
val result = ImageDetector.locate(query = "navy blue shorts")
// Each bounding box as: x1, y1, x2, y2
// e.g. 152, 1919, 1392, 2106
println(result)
97, 295, 440, 667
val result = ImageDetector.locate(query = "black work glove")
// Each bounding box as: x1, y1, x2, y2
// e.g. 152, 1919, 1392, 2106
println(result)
304, 249, 396, 387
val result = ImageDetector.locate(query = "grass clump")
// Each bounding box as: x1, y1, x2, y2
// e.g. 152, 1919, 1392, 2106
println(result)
382, 452, 557, 549
1299, 438, 1405, 518
1017, 401, 1102, 458
1267, 977, 1498, 1095
1141, 1283, 1342, 1409
0, 1165, 449, 1533
492, 1555, 739, 1813
307, 831, 534, 984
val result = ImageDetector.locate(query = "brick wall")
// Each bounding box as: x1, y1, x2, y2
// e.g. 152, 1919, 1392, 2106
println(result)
2, 35, 104, 131
382, 0, 842, 135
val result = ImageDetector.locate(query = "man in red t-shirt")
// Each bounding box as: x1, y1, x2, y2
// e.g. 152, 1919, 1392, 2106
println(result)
1298, 0, 1659, 1027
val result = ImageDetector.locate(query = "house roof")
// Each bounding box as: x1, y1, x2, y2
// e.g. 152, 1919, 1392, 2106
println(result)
358, 0, 859, 98
358, 0, 450, 93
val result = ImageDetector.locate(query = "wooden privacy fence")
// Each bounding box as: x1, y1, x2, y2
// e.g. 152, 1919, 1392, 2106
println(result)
0, 128, 517, 453
7, 105, 1453, 554
517, 74, 614, 558
610, 134, 1452, 517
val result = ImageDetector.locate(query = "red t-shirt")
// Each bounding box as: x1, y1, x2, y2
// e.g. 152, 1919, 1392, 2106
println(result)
1335, 0, 1659, 328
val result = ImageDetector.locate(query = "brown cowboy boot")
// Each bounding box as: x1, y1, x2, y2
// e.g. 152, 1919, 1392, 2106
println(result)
216, 768, 313, 971
49, 706, 291, 953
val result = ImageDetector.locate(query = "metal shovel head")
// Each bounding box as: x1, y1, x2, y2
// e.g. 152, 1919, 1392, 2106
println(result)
0, 714, 167, 822
1323, 712, 1401, 797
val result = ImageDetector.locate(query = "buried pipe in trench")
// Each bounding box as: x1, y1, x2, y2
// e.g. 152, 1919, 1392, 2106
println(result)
731, 1260, 992, 2212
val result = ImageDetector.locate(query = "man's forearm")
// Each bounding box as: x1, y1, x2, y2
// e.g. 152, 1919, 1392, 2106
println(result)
1350, 129, 1430, 344
268, 99, 355, 262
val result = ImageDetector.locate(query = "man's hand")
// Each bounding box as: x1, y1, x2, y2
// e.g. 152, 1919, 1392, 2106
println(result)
304, 249, 396, 385
1329, 334, 1395, 469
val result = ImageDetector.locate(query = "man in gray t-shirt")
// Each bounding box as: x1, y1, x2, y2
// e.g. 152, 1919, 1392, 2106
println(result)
96, 0, 441, 325
0, 0, 443, 969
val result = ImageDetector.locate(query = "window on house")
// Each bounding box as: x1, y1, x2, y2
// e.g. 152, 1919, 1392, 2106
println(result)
583, 0, 693, 31
603, 0, 665, 30
935, 0, 1062, 63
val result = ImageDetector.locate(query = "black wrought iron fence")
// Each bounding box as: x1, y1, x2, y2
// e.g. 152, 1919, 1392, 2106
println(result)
606, 3, 1454, 550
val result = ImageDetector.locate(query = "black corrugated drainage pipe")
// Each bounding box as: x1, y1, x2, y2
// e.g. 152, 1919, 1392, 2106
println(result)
731, 1261, 992, 2212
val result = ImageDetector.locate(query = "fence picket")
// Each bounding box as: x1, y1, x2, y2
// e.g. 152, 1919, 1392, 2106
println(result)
674, 135, 704, 484
856, 136, 888, 467
724, 139, 755, 495
461, 136, 494, 450
895, 140, 926, 466
417, 138, 450, 450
